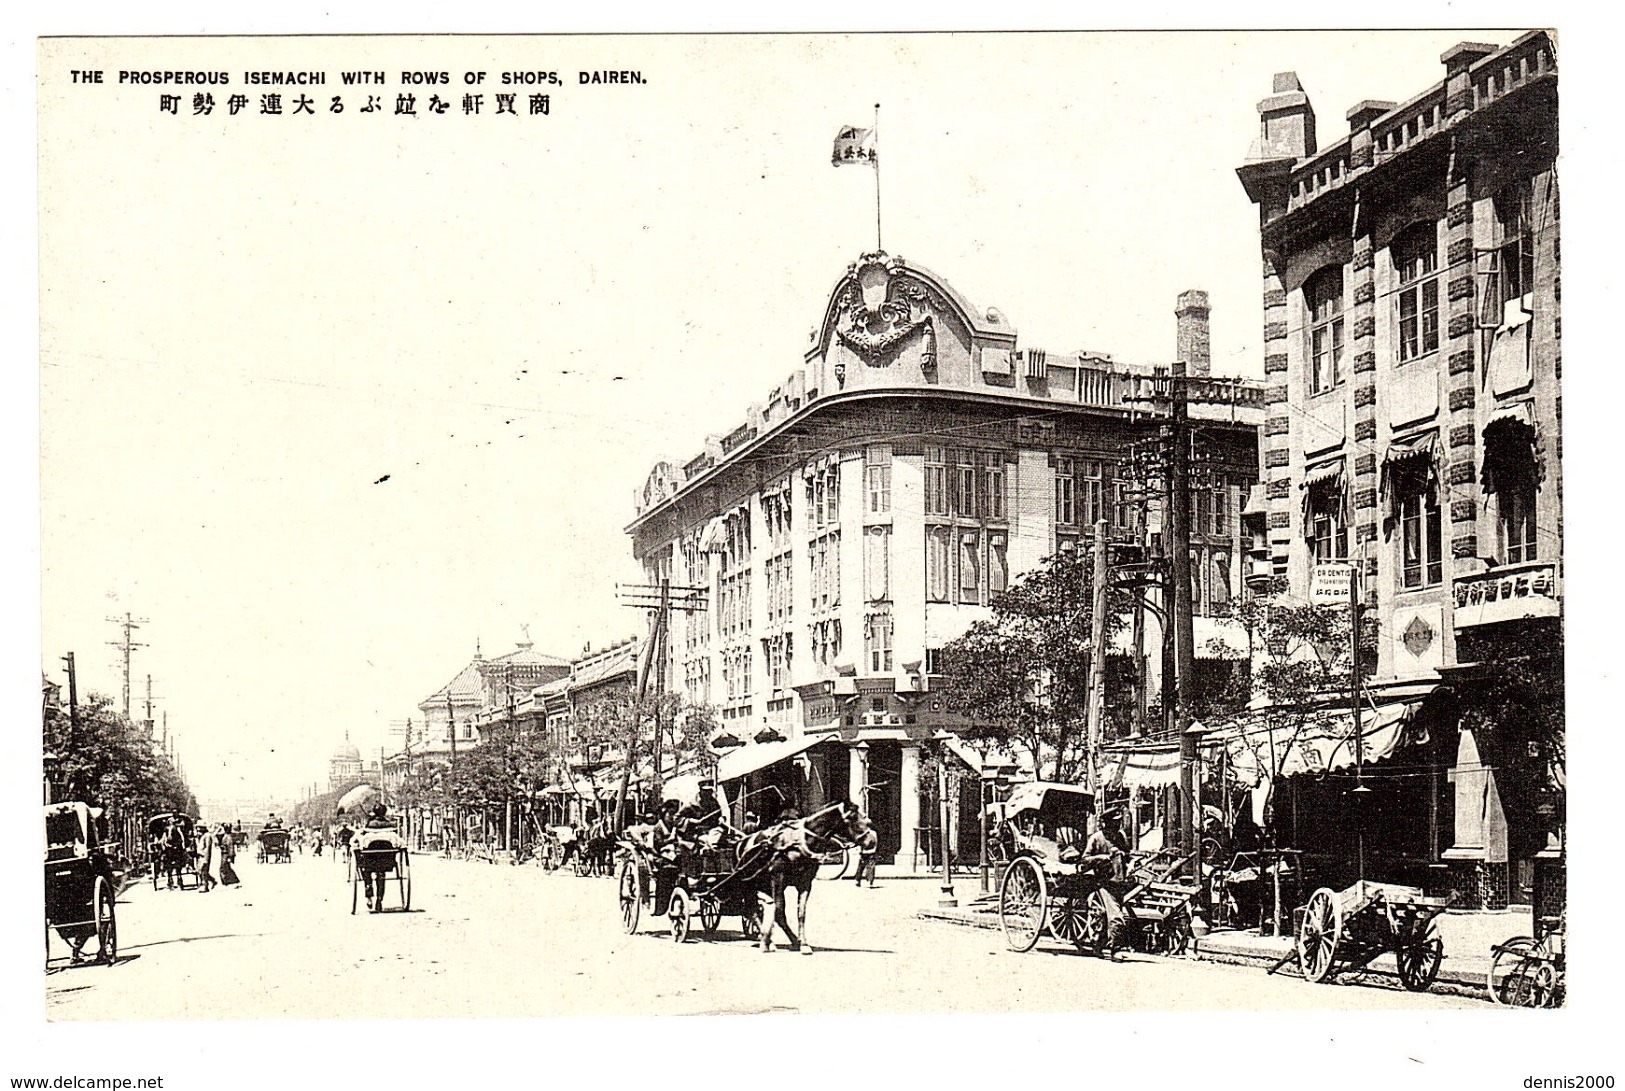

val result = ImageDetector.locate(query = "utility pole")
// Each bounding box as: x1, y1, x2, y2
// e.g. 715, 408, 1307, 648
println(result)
143, 674, 162, 738
61, 652, 80, 799
615, 579, 709, 828
446, 690, 458, 851
106, 612, 148, 722
1085, 519, 1111, 798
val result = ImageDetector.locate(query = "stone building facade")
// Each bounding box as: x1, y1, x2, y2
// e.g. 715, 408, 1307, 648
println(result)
628, 252, 1261, 865
1237, 32, 1561, 908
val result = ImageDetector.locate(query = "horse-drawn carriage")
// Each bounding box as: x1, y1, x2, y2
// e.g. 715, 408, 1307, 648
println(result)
617, 800, 868, 951
996, 782, 1198, 957
257, 826, 292, 864
147, 812, 200, 891
45, 803, 118, 968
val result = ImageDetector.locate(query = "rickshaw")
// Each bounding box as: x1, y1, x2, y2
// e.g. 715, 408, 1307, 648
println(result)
147, 812, 200, 891
996, 782, 1197, 957
350, 829, 411, 913
45, 803, 118, 967
257, 826, 292, 864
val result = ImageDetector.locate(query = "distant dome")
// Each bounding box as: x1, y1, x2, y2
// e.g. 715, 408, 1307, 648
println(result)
332, 742, 361, 762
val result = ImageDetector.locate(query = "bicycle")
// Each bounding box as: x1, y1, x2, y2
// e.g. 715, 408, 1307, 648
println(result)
1487, 914, 1565, 1007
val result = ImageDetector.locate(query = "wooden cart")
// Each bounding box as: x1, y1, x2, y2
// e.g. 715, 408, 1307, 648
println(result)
1294, 880, 1450, 991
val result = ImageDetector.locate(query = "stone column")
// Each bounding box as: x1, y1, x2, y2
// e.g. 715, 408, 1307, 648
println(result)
898, 743, 921, 871
849, 742, 869, 810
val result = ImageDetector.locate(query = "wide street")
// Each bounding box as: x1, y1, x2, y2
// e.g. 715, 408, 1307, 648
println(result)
48, 850, 1484, 1020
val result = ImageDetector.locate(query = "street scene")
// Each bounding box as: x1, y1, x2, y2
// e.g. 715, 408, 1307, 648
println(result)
31, 26, 1579, 1085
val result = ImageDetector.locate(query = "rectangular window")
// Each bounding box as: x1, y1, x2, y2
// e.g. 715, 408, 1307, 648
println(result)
926, 525, 952, 603
1055, 457, 1077, 527
865, 610, 893, 674
988, 532, 1008, 595
924, 446, 949, 517
1395, 468, 1443, 588
865, 445, 891, 515
1499, 480, 1538, 564
983, 452, 1006, 521
1081, 460, 1105, 528
1395, 225, 1441, 362
955, 452, 979, 519
959, 529, 981, 603
1307, 488, 1347, 565
1213, 484, 1230, 538
1495, 183, 1536, 307
1307, 267, 1346, 395
864, 525, 890, 601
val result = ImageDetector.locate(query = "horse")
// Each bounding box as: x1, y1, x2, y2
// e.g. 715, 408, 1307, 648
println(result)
736, 801, 869, 954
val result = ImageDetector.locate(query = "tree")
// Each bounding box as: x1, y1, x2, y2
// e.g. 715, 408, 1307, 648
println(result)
936, 548, 1128, 781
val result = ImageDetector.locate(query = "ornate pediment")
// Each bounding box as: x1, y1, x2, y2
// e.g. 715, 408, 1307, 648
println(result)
832, 252, 940, 369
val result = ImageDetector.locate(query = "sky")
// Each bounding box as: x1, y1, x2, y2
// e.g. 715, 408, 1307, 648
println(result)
34, 29, 1535, 805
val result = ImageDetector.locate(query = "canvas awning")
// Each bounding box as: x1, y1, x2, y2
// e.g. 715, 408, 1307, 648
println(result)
716, 735, 822, 783
1213, 700, 1427, 786
1100, 744, 1184, 791
1380, 430, 1439, 502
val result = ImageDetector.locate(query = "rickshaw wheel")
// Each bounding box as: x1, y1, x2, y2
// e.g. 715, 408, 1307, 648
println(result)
618, 859, 643, 935
999, 856, 1047, 953
697, 897, 721, 936
669, 889, 692, 943
1297, 887, 1341, 983
93, 876, 117, 965
1079, 888, 1109, 954
1396, 925, 1443, 991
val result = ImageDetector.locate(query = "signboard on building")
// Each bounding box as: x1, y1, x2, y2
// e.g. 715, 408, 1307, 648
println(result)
1309, 563, 1355, 606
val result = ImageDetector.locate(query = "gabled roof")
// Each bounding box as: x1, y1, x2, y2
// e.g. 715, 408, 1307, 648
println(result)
485, 644, 570, 669
420, 659, 484, 708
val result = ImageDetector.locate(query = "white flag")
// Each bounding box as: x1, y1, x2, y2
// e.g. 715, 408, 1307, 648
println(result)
832, 125, 877, 167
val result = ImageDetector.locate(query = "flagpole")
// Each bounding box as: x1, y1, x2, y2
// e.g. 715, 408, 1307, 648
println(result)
873, 103, 882, 251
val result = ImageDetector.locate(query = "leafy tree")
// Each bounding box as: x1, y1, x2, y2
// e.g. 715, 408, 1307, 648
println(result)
936, 549, 1128, 781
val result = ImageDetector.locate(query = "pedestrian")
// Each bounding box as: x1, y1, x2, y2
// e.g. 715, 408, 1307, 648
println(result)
741, 810, 760, 836
196, 823, 218, 892
218, 824, 241, 886
352, 804, 406, 913
853, 820, 879, 888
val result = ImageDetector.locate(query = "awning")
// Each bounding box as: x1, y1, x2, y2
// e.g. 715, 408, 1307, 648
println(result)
1214, 700, 1426, 786
1481, 402, 1537, 493
716, 735, 822, 782
1100, 744, 1184, 791
1300, 458, 1346, 532
1486, 400, 1534, 430
698, 515, 728, 553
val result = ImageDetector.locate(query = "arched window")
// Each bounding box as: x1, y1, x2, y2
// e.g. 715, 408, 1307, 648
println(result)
1392, 223, 1440, 362
1305, 266, 1345, 395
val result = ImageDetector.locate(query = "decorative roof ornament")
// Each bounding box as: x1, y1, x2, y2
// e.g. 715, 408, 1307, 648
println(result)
834, 252, 935, 366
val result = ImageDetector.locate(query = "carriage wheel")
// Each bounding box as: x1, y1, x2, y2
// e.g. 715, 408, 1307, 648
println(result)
741, 899, 762, 941
816, 847, 851, 882
1078, 888, 1110, 954
669, 889, 692, 943
698, 897, 721, 936
618, 860, 643, 935
1297, 888, 1342, 983
1396, 923, 1443, 991
999, 856, 1048, 953
1161, 908, 1193, 956
93, 877, 117, 965
400, 873, 412, 912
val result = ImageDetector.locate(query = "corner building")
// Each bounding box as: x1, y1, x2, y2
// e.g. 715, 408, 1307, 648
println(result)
1237, 33, 1561, 909
629, 252, 1260, 866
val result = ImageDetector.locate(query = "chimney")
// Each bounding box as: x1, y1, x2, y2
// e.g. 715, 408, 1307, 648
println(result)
1175, 290, 1211, 378
1251, 72, 1317, 162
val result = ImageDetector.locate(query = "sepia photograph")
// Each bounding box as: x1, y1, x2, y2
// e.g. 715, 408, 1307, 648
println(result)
13, 15, 1610, 1089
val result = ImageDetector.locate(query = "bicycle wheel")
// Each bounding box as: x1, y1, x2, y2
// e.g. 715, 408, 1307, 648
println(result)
1487, 938, 1544, 1006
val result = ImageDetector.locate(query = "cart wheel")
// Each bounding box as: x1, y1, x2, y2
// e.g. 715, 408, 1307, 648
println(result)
1297, 887, 1341, 983
698, 897, 721, 936
400, 873, 412, 912
741, 900, 762, 941
816, 847, 850, 882
1079, 888, 1110, 954
669, 889, 692, 943
1488, 938, 1550, 1006
618, 860, 642, 935
1161, 908, 1193, 956
999, 856, 1048, 953
93, 877, 117, 965
1396, 924, 1443, 991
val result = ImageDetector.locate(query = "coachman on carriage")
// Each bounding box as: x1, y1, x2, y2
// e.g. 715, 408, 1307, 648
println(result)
147, 812, 200, 891
617, 786, 869, 953
45, 802, 118, 967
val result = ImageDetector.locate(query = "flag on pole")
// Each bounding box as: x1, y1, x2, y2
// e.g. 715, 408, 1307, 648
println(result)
832, 124, 877, 167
